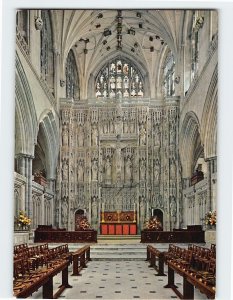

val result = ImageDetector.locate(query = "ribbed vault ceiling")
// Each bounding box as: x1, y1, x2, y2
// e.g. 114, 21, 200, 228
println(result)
52, 9, 186, 88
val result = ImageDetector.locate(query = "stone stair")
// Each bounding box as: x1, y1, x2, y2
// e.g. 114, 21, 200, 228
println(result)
90, 243, 147, 261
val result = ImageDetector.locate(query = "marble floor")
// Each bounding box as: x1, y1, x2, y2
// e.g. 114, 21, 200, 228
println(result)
28, 242, 208, 300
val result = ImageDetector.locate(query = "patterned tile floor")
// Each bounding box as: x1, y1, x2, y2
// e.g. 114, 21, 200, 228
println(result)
29, 260, 207, 299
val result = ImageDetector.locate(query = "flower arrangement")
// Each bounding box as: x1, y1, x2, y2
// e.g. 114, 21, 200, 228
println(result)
15, 210, 31, 229
205, 210, 216, 226
144, 216, 163, 231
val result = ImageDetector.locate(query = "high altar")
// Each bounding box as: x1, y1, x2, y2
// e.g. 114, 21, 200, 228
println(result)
100, 210, 137, 235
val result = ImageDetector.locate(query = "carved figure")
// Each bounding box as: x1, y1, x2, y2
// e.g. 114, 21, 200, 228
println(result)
125, 157, 132, 181
91, 126, 98, 146
62, 126, 68, 146
140, 125, 146, 145
140, 159, 146, 180
35, 17, 43, 31
77, 161, 84, 182
62, 162, 68, 181
78, 126, 84, 147
92, 160, 98, 181
154, 159, 160, 182
105, 157, 112, 180
170, 196, 177, 217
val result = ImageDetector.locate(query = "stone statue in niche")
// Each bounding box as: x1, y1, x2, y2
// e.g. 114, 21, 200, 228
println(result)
61, 201, 68, 227
105, 157, 112, 180
170, 196, 177, 217
125, 156, 132, 181
91, 126, 98, 146
92, 159, 98, 181
154, 159, 160, 183
91, 196, 98, 222
140, 159, 146, 180
140, 125, 146, 145
62, 161, 68, 181
170, 125, 176, 144
77, 160, 84, 182
140, 196, 146, 227
78, 126, 84, 147
170, 158, 176, 179
62, 126, 68, 146
154, 124, 160, 147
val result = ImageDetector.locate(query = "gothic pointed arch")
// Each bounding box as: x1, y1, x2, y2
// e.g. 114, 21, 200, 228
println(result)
201, 65, 217, 159
15, 53, 37, 156
65, 49, 80, 99
179, 111, 204, 178
33, 111, 59, 181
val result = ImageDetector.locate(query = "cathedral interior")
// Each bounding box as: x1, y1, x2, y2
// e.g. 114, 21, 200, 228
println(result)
14, 9, 217, 234
7, 8, 221, 299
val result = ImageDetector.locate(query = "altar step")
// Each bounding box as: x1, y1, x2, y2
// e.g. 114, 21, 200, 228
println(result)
90, 243, 147, 261
98, 234, 141, 243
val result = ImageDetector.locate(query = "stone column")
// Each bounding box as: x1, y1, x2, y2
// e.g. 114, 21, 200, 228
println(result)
206, 158, 214, 212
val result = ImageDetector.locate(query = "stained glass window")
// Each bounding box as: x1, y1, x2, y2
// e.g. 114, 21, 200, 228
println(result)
41, 11, 54, 90
95, 57, 144, 99
66, 50, 79, 99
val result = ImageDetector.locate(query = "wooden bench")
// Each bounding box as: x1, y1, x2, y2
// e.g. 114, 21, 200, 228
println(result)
14, 258, 72, 298
146, 245, 166, 276
72, 245, 91, 276
13, 243, 73, 298
163, 244, 216, 299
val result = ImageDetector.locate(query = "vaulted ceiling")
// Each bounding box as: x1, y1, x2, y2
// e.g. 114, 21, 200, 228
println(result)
51, 9, 188, 98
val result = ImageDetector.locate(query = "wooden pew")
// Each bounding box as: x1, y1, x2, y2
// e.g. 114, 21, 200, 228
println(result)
72, 245, 91, 276
13, 243, 73, 298
146, 245, 166, 276
14, 259, 72, 299
163, 244, 216, 299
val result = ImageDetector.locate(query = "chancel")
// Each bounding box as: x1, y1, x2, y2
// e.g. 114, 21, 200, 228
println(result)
13, 9, 217, 299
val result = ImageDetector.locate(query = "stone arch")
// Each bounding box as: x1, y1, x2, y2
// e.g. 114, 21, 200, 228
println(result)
152, 208, 164, 227
179, 111, 204, 178
201, 65, 217, 159
33, 111, 59, 180
15, 54, 37, 156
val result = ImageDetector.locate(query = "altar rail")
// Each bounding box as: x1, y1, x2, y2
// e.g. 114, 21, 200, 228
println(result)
34, 227, 97, 243
141, 229, 205, 243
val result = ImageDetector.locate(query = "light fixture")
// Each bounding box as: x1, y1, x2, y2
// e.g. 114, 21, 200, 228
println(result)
97, 13, 103, 19
103, 28, 112, 36
103, 40, 107, 45
150, 46, 154, 52
131, 48, 135, 52
136, 12, 141, 18
134, 42, 139, 48
155, 35, 160, 40
96, 24, 101, 28
139, 23, 143, 28
128, 27, 135, 35
149, 36, 153, 41
106, 46, 110, 51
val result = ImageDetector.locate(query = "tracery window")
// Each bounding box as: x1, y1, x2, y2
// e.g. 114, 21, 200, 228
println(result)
95, 58, 144, 99
191, 11, 203, 80
41, 10, 54, 90
163, 51, 175, 96
66, 50, 79, 99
